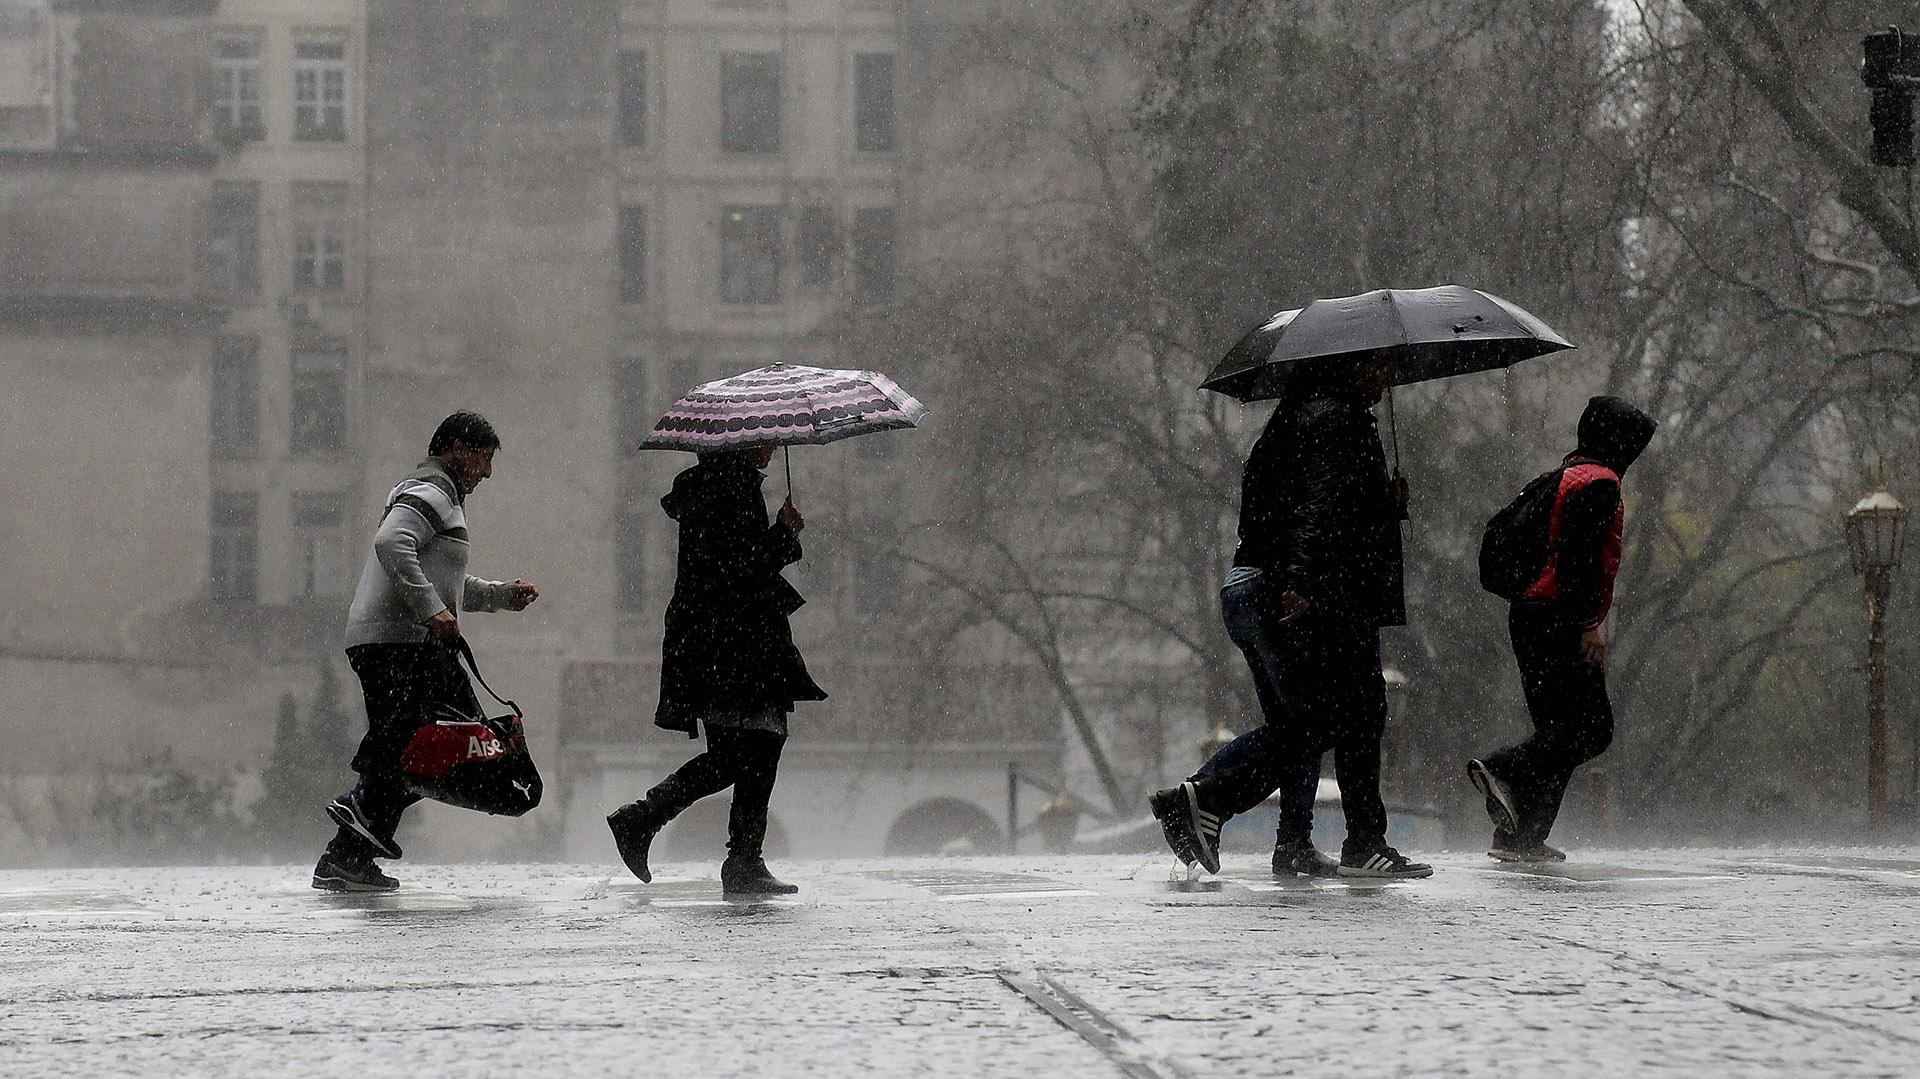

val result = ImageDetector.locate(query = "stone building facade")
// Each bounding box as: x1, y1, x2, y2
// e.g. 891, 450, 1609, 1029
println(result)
0, 0, 1062, 863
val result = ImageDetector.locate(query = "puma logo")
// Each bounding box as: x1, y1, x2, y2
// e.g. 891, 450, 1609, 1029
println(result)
511, 779, 534, 800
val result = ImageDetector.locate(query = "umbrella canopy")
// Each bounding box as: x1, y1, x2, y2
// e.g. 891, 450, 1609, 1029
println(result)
639, 363, 929, 453
1200, 285, 1574, 402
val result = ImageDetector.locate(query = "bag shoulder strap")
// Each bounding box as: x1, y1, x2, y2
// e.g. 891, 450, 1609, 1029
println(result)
452, 637, 521, 718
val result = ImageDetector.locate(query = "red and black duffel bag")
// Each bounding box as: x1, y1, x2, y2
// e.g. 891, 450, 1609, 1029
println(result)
399, 638, 544, 816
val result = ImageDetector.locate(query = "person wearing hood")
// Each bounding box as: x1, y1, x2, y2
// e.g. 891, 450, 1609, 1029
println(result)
1469, 395, 1658, 862
605, 445, 826, 895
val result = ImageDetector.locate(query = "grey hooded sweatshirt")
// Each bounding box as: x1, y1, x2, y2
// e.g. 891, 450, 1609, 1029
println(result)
343, 458, 512, 648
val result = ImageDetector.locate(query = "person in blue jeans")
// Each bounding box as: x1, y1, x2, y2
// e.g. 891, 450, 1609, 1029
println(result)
1152, 356, 1431, 879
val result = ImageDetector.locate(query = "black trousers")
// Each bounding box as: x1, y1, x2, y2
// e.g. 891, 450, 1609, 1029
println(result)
326, 643, 477, 862
1481, 605, 1614, 845
1193, 582, 1389, 856
644, 727, 786, 859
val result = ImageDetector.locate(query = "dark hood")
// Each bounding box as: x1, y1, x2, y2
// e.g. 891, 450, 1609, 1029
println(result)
661, 455, 762, 521
1574, 395, 1657, 474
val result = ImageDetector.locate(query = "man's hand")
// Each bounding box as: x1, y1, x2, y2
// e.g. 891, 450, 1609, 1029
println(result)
505, 579, 540, 612
777, 499, 804, 533
1390, 472, 1411, 520
1580, 625, 1609, 667
428, 608, 461, 642
1277, 590, 1311, 624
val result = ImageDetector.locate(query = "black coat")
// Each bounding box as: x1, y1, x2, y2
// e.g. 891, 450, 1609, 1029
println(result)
1232, 392, 1407, 628
654, 457, 827, 736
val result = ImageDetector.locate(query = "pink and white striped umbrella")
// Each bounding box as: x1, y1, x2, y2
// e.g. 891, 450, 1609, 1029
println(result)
638, 363, 929, 453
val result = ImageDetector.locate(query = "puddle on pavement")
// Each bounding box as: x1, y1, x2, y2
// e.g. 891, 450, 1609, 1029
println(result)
867, 868, 1098, 901
0, 888, 148, 915
1747, 854, 1920, 878
1467, 862, 1736, 884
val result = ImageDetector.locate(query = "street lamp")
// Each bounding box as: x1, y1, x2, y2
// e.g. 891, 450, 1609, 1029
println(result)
1845, 480, 1908, 835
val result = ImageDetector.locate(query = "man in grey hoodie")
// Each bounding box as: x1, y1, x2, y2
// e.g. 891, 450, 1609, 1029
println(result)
312, 411, 540, 892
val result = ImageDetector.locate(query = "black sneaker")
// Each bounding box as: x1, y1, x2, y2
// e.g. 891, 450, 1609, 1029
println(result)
1273, 841, 1340, 878
1466, 759, 1519, 835
607, 801, 665, 883
327, 793, 402, 860
1338, 845, 1434, 879
1148, 781, 1221, 874
1489, 837, 1567, 863
721, 856, 799, 896
311, 851, 399, 892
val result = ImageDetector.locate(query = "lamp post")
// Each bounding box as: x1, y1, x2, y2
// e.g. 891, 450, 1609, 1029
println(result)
1845, 481, 1908, 835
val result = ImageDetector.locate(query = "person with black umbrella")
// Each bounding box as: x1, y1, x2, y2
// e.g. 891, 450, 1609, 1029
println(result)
1152, 353, 1432, 878
1155, 286, 1578, 878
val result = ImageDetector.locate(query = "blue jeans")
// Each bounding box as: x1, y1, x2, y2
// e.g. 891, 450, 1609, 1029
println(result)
1192, 574, 1389, 855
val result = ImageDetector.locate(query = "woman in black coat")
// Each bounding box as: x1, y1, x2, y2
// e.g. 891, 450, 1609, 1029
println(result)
607, 446, 826, 895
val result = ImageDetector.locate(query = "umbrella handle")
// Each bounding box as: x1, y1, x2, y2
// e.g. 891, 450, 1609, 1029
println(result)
1386, 388, 1403, 476
784, 445, 793, 501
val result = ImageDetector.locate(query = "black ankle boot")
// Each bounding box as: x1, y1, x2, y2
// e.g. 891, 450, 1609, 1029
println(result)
607, 801, 667, 883
721, 854, 798, 896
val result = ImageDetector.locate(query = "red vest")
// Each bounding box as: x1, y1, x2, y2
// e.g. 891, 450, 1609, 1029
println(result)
1520, 460, 1623, 620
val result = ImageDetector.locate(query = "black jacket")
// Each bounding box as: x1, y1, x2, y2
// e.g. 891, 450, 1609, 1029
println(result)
1233, 392, 1407, 628
654, 457, 827, 736
1543, 395, 1657, 627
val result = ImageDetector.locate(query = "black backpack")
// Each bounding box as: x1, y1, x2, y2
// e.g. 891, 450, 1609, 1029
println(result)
1478, 467, 1565, 601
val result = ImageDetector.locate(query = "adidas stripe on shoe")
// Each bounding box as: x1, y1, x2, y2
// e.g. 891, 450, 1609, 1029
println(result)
326, 796, 401, 860
1338, 845, 1433, 879
1148, 781, 1222, 875
1467, 759, 1519, 835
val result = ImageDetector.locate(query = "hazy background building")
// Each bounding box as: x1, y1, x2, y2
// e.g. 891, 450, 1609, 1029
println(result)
0, 0, 1063, 865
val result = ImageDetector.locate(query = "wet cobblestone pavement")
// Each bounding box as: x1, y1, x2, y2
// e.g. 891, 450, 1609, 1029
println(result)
2, 850, 1917, 1077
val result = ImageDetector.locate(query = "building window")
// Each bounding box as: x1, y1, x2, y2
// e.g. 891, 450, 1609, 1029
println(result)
852, 207, 896, 304
618, 206, 647, 305
616, 358, 649, 452
619, 50, 647, 148
719, 206, 782, 305
290, 342, 348, 455
210, 337, 259, 458
214, 37, 264, 141
720, 52, 781, 153
291, 182, 349, 292
206, 182, 259, 295
854, 53, 895, 152
795, 206, 836, 293
293, 40, 348, 142
291, 492, 348, 600
210, 492, 258, 603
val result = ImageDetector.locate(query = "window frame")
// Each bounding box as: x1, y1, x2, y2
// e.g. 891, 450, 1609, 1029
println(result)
209, 491, 259, 603
292, 38, 349, 143
288, 340, 349, 456
618, 49, 648, 148
290, 491, 349, 601
719, 52, 783, 154
210, 336, 260, 459
290, 182, 350, 293
853, 52, 896, 153
718, 205, 784, 306
618, 205, 647, 305
852, 206, 897, 305
206, 181, 260, 296
213, 35, 266, 142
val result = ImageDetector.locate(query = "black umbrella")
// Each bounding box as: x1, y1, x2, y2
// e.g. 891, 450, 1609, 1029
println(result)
1200, 284, 1575, 473
1200, 285, 1574, 401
